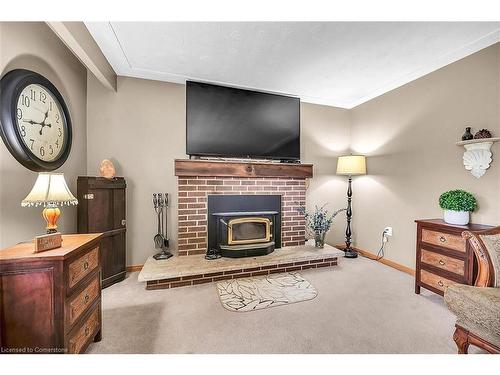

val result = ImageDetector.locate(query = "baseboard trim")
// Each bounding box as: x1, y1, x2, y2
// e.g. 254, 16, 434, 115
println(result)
336, 244, 415, 276
126, 264, 143, 273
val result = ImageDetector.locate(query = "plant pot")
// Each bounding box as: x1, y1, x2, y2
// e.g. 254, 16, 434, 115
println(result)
443, 210, 470, 225
314, 231, 326, 248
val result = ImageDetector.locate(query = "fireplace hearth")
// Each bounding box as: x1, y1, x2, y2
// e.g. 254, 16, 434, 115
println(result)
207, 195, 281, 259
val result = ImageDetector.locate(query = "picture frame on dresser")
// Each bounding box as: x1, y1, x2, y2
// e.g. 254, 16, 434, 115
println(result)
415, 219, 492, 296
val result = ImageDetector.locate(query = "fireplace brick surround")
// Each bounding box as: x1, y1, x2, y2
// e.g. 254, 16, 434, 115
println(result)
175, 160, 313, 256
136, 160, 346, 291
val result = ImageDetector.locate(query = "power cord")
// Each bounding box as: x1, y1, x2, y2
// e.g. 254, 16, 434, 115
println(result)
376, 229, 389, 260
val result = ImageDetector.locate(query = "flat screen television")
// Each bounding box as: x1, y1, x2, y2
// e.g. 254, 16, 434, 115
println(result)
186, 81, 300, 161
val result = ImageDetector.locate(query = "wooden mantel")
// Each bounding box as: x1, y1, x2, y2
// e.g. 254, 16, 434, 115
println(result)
174, 159, 313, 179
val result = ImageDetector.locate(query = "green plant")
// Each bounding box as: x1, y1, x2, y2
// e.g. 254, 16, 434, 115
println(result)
439, 190, 477, 212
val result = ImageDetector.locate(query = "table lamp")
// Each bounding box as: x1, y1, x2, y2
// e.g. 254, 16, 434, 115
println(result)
336, 155, 366, 258
21, 172, 78, 234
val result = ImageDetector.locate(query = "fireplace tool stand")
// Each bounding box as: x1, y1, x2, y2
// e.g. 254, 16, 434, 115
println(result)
153, 192, 173, 260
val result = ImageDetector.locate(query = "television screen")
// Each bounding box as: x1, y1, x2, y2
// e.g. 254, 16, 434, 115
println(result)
186, 81, 300, 160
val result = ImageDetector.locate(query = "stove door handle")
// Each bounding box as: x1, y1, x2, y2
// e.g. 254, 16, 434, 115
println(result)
219, 219, 228, 227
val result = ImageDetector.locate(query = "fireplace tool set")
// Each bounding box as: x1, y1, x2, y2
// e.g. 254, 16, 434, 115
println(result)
152, 193, 173, 260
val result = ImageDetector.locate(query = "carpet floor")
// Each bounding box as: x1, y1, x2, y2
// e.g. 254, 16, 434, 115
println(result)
87, 256, 479, 354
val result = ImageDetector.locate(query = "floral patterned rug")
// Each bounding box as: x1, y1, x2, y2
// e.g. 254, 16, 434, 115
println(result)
216, 272, 318, 312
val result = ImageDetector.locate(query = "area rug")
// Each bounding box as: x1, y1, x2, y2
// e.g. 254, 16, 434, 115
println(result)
216, 272, 318, 312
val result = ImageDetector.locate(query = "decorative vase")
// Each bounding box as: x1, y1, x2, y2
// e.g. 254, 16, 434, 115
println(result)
314, 231, 326, 248
461, 127, 473, 141
443, 210, 470, 225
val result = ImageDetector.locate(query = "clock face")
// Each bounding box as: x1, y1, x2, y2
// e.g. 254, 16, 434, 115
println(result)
15, 84, 66, 162
0, 69, 72, 171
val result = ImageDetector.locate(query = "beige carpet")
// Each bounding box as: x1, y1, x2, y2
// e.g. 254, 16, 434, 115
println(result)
87, 256, 482, 354
217, 272, 317, 312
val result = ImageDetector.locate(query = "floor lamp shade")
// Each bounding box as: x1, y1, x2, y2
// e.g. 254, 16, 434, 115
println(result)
336, 155, 366, 176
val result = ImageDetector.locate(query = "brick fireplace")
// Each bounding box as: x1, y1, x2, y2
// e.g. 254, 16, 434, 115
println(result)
175, 159, 313, 256
138, 159, 345, 291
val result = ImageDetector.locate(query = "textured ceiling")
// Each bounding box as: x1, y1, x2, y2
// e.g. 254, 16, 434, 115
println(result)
85, 22, 500, 108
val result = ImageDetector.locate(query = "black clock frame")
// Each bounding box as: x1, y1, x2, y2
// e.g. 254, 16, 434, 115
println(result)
0, 69, 72, 171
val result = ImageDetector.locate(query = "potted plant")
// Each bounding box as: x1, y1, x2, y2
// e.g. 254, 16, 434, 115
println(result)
439, 189, 477, 225
298, 204, 346, 248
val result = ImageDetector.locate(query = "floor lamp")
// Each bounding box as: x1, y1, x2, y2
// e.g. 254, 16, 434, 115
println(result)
336, 155, 367, 258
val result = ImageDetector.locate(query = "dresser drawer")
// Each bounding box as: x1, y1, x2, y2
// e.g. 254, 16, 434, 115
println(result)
68, 303, 100, 354
420, 269, 456, 293
68, 275, 100, 326
68, 247, 99, 289
421, 229, 466, 252
420, 249, 465, 276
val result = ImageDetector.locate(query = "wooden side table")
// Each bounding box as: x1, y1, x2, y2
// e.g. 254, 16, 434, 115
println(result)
415, 219, 492, 296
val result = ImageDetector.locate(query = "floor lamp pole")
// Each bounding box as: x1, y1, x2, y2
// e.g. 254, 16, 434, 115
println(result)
344, 175, 358, 258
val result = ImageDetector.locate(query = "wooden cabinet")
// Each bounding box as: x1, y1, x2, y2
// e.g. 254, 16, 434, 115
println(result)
0, 234, 103, 354
415, 219, 492, 296
77, 177, 126, 289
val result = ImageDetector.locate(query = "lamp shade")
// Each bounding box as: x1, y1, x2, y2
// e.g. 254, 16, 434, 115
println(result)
336, 155, 367, 175
21, 173, 78, 207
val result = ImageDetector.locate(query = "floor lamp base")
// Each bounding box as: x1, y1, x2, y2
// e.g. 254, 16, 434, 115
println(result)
344, 248, 358, 258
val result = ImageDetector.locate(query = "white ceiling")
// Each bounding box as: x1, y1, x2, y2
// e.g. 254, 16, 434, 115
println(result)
85, 22, 500, 109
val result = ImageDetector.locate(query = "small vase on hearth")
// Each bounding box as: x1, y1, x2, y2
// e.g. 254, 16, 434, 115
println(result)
314, 231, 326, 248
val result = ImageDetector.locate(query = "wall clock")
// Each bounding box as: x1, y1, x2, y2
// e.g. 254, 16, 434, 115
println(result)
0, 69, 72, 171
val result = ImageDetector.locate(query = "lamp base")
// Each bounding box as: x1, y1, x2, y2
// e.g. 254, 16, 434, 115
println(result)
344, 248, 358, 258
42, 205, 61, 234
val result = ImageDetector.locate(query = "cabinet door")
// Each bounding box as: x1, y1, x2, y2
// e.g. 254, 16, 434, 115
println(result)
112, 232, 126, 277
113, 188, 126, 230
99, 237, 114, 282
100, 233, 126, 284
87, 189, 113, 233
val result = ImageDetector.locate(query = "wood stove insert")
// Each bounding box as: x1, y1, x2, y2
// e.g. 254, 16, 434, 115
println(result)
207, 195, 281, 259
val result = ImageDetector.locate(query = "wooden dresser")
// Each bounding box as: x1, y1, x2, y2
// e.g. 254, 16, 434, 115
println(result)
0, 234, 103, 354
415, 219, 492, 296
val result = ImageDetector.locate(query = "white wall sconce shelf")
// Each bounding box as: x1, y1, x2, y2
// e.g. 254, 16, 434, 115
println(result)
456, 137, 499, 178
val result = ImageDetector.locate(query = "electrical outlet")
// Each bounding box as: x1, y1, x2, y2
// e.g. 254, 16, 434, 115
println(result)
384, 227, 393, 236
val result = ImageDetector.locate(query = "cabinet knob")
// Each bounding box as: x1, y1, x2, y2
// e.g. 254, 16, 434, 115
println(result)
84, 327, 90, 336
245, 165, 253, 173
83, 261, 89, 270
84, 294, 90, 302
437, 280, 444, 287
439, 236, 446, 243
439, 259, 445, 265
121, 219, 126, 226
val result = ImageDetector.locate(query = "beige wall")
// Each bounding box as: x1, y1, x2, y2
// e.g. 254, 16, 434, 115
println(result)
86, 76, 186, 266
301, 103, 351, 247
86, 75, 351, 265
0, 22, 88, 248
350, 43, 500, 269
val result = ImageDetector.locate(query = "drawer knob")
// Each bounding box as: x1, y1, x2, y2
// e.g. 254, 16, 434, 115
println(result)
439, 236, 446, 243
83, 261, 89, 270
84, 294, 90, 302
437, 280, 444, 287
439, 259, 445, 265
84, 326, 90, 336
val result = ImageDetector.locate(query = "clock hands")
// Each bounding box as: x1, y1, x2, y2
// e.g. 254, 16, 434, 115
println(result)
22, 109, 52, 135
